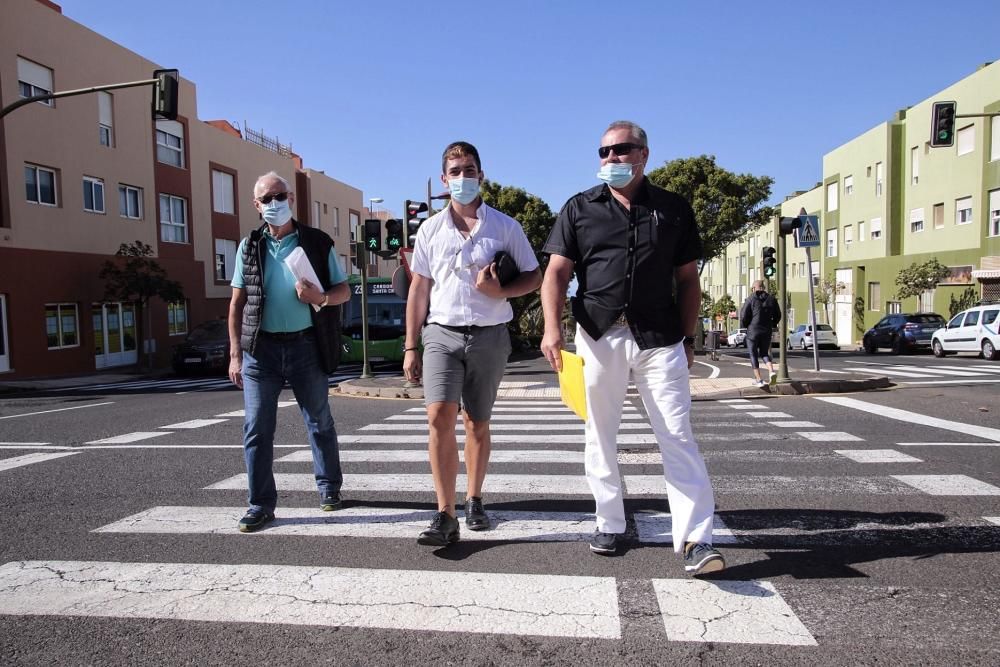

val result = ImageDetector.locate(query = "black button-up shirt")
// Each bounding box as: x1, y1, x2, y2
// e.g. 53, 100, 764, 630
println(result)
543, 179, 702, 349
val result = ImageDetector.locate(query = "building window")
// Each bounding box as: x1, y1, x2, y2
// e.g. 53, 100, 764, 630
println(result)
811, 261, 820, 287
870, 217, 882, 240
17, 57, 53, 106
791, 263, 797, 278
919, 290, 934, 313
875, 162, 883, 196
159, 194, 188, 243
118, 184, 143, 219
844, 175, 853, 195
167, 301, 188, 336
869, 283, 881, 311
799, 261, 805, 277
25, 164, 57, 206
887, 301, 901, 314
956, 125, 975, 156
214, 239, 237, 281
333, 207, 340, 236
910, 146, 919, 185
992, 115, 1000, 162
955, 197, 973, 225
826, 228, 837, 257
933, 203, 945, 229
45, 303, 79, 349
989, 189, 1000, 237
83, 176, 105, 213
866, 165, 872, 178
858, 221, 865, 241
314, 201, 322, 228
338, 253, 348, 276
909, 208, 924, 233
155, 120, 185, 168
98, 91, 113, 147
844, 224, 853, 246
826, 182, 838, 212
211, 169, 235, 214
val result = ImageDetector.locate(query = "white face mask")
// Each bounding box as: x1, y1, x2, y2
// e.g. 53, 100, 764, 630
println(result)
448, 177, 481, 205
261, 198, 292, 227
597, 162, 635, 188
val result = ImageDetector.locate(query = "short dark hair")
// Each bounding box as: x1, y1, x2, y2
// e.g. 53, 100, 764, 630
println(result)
441, 141, 481, 174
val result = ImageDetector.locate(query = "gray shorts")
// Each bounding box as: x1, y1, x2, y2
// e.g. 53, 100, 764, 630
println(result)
421, 323, 511, 421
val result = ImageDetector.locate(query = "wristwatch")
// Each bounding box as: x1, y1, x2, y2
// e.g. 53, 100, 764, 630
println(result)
683, 336, 695, 346
320, 293, 329, 308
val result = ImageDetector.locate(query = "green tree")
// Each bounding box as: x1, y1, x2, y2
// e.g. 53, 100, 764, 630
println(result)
100, 241, 184, 370
479, 180, 556, 337
894, 258, 950, 302
814, 275, 839, 325
712, 294, 736, 330
700, 290, 714, 319
646, 155, 774, 269
949, 286, 979, 317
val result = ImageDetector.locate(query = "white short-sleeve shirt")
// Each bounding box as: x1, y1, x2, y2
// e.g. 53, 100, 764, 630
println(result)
409, 202, 539, 327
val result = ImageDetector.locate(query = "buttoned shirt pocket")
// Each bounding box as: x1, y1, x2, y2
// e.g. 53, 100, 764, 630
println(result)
469, 237, 505, 271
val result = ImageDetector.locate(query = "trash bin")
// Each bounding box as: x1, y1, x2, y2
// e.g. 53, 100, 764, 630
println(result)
705, 330, 720, 351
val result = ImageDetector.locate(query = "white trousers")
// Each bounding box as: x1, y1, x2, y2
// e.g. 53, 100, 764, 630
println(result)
575, 325, 715, 552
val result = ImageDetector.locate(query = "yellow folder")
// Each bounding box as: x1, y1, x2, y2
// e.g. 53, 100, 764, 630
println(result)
558, 350, 587, 421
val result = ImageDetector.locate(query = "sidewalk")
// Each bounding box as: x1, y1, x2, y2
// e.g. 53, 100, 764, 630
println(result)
0, 369, 172, 394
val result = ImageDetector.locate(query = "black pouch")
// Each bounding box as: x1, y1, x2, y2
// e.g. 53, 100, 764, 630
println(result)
493, 251, 519, 286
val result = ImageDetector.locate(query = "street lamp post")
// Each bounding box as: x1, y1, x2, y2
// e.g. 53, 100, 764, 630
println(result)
359, 197, 383, 380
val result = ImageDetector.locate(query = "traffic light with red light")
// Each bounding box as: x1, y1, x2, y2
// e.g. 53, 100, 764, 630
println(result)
405, 200, 428, 248
929, 101, 957, 148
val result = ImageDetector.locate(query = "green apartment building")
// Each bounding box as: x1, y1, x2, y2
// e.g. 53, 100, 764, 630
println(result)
703, 60, 1000, 348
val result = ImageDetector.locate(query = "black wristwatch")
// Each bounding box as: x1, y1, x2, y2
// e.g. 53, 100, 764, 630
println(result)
683, 336, 696, 346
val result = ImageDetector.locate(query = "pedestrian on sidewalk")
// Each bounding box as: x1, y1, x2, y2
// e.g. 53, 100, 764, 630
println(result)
739, 279, 781, 388
404, 141, 541, 546
228, 172, 351, 533
540, 120, 724, 575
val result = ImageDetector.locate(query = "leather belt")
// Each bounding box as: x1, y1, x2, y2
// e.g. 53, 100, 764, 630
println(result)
259, 328, 313, 341
436, 323, 490, 335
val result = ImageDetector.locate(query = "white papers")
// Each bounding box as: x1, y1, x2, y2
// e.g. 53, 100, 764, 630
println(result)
283, 247, 323, 312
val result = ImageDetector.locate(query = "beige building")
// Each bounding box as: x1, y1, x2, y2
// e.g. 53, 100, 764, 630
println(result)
0, 0, 365, 378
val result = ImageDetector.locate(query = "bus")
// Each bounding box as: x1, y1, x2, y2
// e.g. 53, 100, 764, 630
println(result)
340, 276, 407, 364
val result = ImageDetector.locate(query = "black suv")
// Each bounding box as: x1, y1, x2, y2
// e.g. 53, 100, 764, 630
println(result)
172, 319, 230, 374
862, 313, 945, 354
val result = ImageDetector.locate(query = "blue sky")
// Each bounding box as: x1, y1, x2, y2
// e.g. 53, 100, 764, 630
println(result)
58, 0, 999, 217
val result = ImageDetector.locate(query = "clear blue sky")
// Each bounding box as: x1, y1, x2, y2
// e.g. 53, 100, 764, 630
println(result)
58, 0, 999, 217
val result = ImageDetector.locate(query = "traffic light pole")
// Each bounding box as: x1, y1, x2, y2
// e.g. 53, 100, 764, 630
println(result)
805, 246, 820, 372
358, 243, 373, 379
777, 233, 790, 382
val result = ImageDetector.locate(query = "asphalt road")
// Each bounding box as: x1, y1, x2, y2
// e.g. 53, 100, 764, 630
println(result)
1, 355, 998, 664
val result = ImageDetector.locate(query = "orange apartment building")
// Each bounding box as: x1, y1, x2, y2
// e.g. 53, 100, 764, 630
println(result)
0, 0, 367, 379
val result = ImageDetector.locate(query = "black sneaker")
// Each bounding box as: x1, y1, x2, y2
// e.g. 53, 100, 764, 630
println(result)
417, 511, 460, 546
589, 530, 619, 555
237, 509, 274, 533
320, 491, 342, 511
683, 542, 725, 575
464, 496, 491, 531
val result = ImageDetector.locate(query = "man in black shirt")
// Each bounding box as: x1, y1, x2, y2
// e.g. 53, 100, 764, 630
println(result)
740, 279, 781, 387
541, 120, 723, 575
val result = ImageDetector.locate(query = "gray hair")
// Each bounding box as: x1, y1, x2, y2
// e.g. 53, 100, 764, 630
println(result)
752, 280, 765, 291
603, 120, 647, 147
254, 171, 290, 194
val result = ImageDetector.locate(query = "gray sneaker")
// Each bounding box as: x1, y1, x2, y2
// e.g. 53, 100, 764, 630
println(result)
683, 542, 725, 575
589, 530, 619, 555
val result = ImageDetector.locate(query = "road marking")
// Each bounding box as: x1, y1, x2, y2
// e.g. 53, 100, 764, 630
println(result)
159, 419, 229, 429
624, 475, 914, 495
84, 432, 170, 445
0, 560, 620, 639
768, 421, 822, 428
0, 452, 80, 471
386, 413, 646, 421
405, 406, 638, 413
889, 365, 992, 377
215, 410, 245, 417
208, 473, 595, 495
930, 365, 1000, 374
985, 517, 1000, 526
0, 401, 114, 420
338, 434, 659, 444
891, 475, 1000, 496
693, 360, 721, 379
746, 412, 794, 418
0, 442, 54, 447
842, 366, 935, 378
834, 449, 922, 463
493, 401, 567, 406
278, 449, 587, 464
727, 404, 769, 410
633, 512, 736, 544
358, 422, 651, 431
718, 399, 750, 403
816, 396, 1000, 442
95, 506, 602, 542
80, 444, 304, 450
896, 442, 1000, 447
900, 378, 1000, 386
796, 431, 864, 442
653, 579, 816, 645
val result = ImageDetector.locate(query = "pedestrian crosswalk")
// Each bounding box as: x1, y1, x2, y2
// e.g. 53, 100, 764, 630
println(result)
2, 394, 999, 651
842, 360, 1000, 384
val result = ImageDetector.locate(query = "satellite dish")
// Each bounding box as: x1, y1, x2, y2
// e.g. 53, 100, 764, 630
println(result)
392, 265, 410, 299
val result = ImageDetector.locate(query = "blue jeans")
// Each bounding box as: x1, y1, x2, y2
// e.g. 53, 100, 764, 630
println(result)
242, 332, 342, 512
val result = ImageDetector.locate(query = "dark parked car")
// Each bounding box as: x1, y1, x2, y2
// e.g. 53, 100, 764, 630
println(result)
172, 319, 230, 374
862, 312, 945, 354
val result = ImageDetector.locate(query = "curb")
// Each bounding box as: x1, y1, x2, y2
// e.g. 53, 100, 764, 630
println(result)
742, 376, 893, 396
333, 379, 424, 400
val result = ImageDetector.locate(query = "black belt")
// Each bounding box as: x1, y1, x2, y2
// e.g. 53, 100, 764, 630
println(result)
259, 327, 313, 341
435, 323, 492, 335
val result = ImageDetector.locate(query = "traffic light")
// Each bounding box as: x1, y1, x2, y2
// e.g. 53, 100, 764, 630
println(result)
385, 219, 403, 252
929, 101, 957, 147
405, 200, 428, 248
363, 218, 381, 252
778, 216, 802, 236
762, 246, 777, 278
152, 69, 179, 120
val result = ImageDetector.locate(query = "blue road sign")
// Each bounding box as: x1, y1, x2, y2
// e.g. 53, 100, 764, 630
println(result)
796, 215, 820, 248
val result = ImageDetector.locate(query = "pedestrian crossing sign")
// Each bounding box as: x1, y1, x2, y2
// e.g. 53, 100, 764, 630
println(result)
796, 215, 820, 248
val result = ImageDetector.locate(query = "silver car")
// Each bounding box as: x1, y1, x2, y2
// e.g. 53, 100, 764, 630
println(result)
787, 324, 838, 350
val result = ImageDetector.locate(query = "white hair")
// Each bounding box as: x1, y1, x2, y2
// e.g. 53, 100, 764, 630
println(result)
254, 171, 290, 194
603, 120, 647, 147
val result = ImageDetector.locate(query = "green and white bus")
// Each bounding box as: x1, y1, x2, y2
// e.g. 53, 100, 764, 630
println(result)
340, 276, 407, 363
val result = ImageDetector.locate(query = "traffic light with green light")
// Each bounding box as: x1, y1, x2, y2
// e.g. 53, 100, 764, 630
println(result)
929, 101, 957, 148
363, 218, 381, 252
385, 219, 403, 252
762, 246, 777, 278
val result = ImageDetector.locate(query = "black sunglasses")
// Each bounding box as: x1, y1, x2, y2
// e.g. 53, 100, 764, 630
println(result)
598, 142, 642, 159
257, 192, 289, 204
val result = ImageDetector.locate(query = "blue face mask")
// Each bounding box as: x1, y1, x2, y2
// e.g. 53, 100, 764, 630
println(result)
448, 177, 481, 205
597, 162, 635, 188
261, 199, 292, 227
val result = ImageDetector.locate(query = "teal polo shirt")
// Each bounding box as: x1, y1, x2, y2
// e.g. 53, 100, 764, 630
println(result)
232, 229, 347, 333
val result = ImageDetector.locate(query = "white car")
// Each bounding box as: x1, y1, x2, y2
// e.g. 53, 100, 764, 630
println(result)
787, 324, 838, 350
729, 329, 747, 347
931, 304, 1000, 360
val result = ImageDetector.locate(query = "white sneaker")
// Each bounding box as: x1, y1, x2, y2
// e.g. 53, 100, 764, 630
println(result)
754, 379, 766, 387
769, 371, 777, 386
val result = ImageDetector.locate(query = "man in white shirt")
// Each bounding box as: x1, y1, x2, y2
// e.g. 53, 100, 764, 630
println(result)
404, 141, 542, 546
